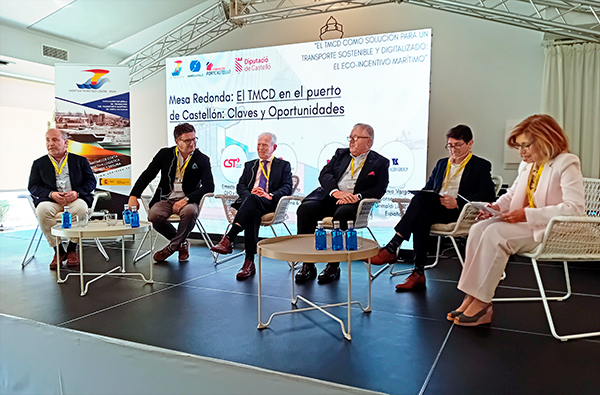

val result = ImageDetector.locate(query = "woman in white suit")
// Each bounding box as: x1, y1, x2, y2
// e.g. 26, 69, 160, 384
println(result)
449, 114, 585, 326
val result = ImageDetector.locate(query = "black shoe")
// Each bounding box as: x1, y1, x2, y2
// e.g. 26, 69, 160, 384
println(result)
295, 263, 317, 283
317, 263, 340, 284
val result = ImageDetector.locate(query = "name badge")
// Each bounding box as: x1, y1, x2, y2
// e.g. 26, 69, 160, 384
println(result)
173, 183, 183, 193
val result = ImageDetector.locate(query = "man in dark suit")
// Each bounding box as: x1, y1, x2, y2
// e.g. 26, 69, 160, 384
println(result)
211, 132, 293, 279
128, 123, 214, 262
28, 128, 97, 269
295, 123, 390, 284
370, 124, 496, 291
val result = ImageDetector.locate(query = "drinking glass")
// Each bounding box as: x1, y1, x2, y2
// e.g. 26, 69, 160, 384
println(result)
105, 213, 118, 226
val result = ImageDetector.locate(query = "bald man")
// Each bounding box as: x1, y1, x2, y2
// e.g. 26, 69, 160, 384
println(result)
28, 129, 96, 269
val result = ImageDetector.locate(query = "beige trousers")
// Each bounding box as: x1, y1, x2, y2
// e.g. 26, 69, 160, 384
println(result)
36, 199, 89, 247
457, 219, 540, 303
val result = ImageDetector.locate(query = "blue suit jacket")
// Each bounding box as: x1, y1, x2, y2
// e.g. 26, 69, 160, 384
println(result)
28, 153, 96, 207
233, 157, 293, 209
424, 154, 496, 208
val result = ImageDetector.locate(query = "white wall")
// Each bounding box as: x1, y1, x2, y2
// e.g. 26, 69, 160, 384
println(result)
130, 4, 544, 185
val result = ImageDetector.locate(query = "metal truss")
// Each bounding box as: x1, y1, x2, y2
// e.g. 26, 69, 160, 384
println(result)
404, 0, 600, 43
120, 2, 235, 86
122, 0, 600, 85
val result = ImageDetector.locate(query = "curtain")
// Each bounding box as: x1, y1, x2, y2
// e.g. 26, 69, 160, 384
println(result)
541, 42, 600, 178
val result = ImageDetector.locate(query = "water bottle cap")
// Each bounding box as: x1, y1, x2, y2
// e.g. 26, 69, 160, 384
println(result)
333, 220, 340, 228
131, 206, 137, 211
63, 206, 69, 210
124, 204, 129, 209
317, 220, 324, 226
347, 220, 354, 228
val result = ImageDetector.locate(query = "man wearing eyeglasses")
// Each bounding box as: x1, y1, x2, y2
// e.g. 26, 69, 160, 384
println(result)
295, 123, 390, 284
370, 125, 496, 291
210, 132, 293, 280
128, 123, 214, 262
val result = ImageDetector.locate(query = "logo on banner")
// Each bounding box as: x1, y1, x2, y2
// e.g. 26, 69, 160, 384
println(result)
234, 56, 271, 73
190, 60, 202, 72
76, 69, 110, 89
206, 62, 231, 76
172, 60, 183, 76
220, 145, 247, 183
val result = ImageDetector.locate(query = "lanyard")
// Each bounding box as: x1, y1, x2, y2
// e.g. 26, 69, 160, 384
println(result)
350, 157, 365, 178
443, 153, 472, 190
259, 157, 273, 181
50, 153, 68, 175
175, 147, 192, 179
526, 163, 544, 208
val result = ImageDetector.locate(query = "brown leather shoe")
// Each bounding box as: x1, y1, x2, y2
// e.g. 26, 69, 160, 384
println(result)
178, 240, 190, 262
49, 250, 67, 270
368, 247, 397, 265
295, 263, 317, 283
236, 258, 256, 280
395, 271, 426, 292
153, 245, 175, 262
66, 251, 80, 267
210, 235, 233, 255
317, 263, 340, 284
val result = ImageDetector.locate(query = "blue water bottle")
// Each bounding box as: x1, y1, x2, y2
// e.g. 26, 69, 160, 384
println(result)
315, 220, 327, 250
332, 220, 343, 251
62, 206, 71, 229
345, 220, 357, 250
130, 206, 140, 228
122, 204, 131, 226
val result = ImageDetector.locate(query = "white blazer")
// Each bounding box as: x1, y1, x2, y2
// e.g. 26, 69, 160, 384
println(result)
495, 153, 585, 242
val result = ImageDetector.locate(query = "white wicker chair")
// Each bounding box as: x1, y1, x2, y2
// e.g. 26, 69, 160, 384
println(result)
493, 177, 600, 341
492, 175, 503, 196
389, 198, 480, 276
322, 198, 383, 279
19, 191, 110, 267
492, 215, 600, 341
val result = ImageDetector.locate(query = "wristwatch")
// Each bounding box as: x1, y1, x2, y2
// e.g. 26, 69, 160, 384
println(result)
184, 196, 189, 201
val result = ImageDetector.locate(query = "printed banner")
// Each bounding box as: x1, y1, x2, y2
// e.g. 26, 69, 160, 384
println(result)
55, 65, 131, 196
166, 29, 432, 228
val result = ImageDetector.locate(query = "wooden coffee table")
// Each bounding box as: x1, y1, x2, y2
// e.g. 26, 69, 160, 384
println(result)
256, 234, 379, 340
51, 220, 154, 296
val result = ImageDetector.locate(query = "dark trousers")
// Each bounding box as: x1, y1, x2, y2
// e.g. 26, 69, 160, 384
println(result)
233, 194, 277, 257
394, 193, 460, 271
148, 199, 200, 250
296, 196, 359, 234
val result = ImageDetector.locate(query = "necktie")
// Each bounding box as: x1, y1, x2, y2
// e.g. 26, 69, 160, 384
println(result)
258, 160, 268, 190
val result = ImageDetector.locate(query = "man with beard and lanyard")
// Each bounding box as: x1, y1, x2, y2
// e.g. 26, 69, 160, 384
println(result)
128, 123, 214, 262
369, 125, 496, 291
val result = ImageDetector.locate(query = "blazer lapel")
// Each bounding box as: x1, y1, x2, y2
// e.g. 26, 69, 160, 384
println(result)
268, 158, 280, 190
534, 158, 554, 208
356, 151, 375, 185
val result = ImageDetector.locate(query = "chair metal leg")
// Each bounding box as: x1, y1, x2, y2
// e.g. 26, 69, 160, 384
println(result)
94, 238, 109, 261
22, 226, 43, 268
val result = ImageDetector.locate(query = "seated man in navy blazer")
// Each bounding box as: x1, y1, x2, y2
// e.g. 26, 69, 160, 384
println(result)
295, 123, 390, 284
28, 128, 96, 269
211, 132, 293, 279
370, 125, 496, 291
128, 123, 214, 263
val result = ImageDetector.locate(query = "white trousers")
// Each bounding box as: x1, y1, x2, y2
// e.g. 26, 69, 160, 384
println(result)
457, 219, 540, 303
36, 199, 89, 247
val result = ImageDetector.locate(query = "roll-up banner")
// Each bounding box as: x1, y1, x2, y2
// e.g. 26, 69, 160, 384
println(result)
54, 65, 131, 197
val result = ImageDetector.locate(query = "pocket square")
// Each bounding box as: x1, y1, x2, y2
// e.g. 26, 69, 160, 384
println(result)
368, 171, 375, 176
191, 163, 198, 169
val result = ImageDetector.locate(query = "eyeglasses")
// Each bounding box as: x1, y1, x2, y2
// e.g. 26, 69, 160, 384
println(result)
178, 137, 198, 144
445, 142, 465, 150
347, 136, 370, 143
513, 141, 534, 151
